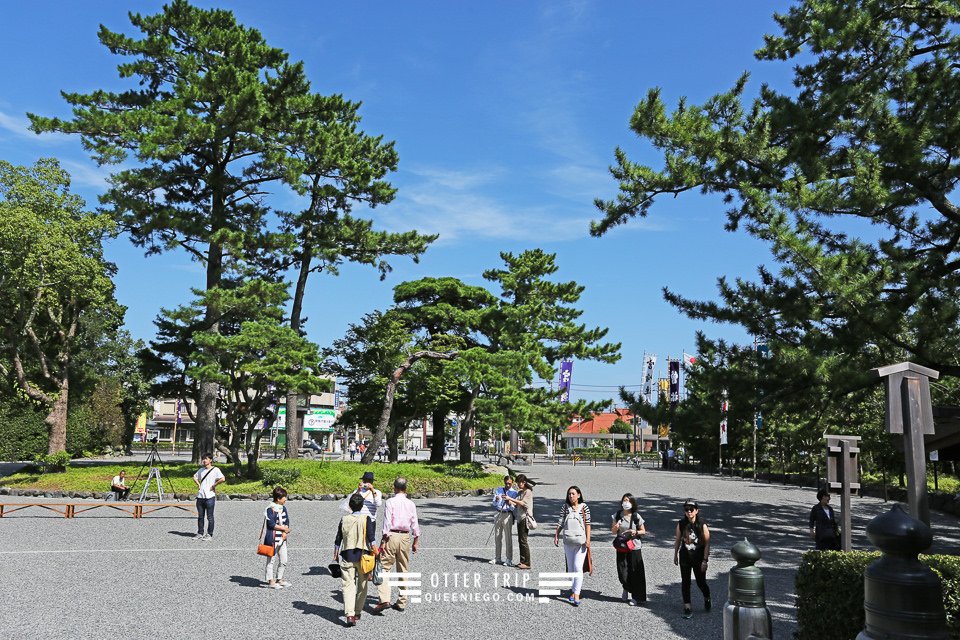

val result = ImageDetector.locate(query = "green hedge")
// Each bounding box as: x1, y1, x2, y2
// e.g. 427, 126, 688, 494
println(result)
796, 550, 960, 640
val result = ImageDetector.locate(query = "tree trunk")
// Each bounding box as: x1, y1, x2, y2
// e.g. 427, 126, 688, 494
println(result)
364, 350, 458, 465
459, 386, 480, 463
430, 409, 446, 463
284, 393, 300, 459
284, 249, 312, 459
45, 380, 69, 454
195, 382, 219, 461
388, 433, 399, 462
195, 241, 223, 463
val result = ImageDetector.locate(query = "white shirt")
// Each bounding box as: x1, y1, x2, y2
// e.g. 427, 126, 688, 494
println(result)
194, 466, 225, 499
111, 475, 126, 487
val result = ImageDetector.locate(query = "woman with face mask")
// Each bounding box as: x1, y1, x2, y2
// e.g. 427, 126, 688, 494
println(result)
611, 493, 646, 605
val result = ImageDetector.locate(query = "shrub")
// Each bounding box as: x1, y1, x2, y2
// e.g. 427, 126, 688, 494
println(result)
0, 397, 47, 461
260, 467, 302, 488
33, 451, 72, 473
795, 550, 960, 640
447, 463, 485, 479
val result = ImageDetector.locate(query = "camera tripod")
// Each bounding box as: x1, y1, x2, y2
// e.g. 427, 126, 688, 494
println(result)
129, 440, 178, 502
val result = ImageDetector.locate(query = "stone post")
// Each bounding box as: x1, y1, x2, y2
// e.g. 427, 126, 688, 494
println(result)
723, 539, 772, 640
857, 504, 947, 640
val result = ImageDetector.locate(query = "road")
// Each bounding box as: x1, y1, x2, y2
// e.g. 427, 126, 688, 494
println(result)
1, 461, 956, 639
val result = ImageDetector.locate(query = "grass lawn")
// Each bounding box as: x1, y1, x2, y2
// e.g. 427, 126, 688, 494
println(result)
0, 460, 502, 495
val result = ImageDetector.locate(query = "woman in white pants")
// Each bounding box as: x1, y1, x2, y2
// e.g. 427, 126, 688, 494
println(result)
553, 486, 591, 606
263, 486, 291, 589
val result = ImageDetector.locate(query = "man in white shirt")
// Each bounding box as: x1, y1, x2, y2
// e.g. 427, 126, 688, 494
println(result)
110, 470, 130, 501
192, 453, 225, 541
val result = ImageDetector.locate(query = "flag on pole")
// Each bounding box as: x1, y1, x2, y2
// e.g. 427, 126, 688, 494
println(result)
682, 352, 697, 367
642, 354, 657, 399
720, 418, 728, 445
558, 359, 573, 403
668, 360, 680, 407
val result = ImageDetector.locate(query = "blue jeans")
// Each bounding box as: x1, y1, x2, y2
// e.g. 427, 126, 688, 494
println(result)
196, 497, 216, 536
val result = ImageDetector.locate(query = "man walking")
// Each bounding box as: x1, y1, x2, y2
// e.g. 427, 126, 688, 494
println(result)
373, 477, 420, 613
193, 453, 225, 541
490, 475, 517, 566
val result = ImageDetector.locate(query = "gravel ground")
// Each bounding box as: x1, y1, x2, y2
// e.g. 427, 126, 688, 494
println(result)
1, 461, 957, 640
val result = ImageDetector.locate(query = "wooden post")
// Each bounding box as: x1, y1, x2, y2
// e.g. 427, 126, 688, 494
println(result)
871, 362, 938, 529
901, 376, 931, 525
840, 438, 853, 552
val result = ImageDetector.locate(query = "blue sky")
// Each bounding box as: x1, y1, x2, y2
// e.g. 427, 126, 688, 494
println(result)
0, 1, 797, 402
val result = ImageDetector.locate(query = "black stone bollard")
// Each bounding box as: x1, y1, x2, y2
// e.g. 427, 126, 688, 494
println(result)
857, 504, 948, 640
723, 539, 772, 640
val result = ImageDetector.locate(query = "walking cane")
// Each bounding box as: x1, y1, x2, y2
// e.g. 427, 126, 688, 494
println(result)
485, 512, 498, 547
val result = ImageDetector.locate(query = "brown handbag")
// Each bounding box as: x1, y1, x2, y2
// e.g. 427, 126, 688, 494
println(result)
257, 517, 275, 557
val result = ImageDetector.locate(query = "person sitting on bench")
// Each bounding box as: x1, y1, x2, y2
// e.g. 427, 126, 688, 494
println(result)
111, 470, 131, 501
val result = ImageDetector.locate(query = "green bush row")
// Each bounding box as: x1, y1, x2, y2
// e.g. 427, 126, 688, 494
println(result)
260, 467, 302, 488
795, 550, 960, 640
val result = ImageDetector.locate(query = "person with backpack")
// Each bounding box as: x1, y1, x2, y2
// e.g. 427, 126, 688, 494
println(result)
611, 493, 647, 605
334, 492, 377, 626
673, 498, 711, 619
553, 485, 591, 606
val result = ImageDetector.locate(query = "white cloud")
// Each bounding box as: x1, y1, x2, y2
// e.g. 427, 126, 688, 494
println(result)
382, 166, 594, 243
407, 166, 503, 190
0, 109, 69, 144
60, 159, 113, 190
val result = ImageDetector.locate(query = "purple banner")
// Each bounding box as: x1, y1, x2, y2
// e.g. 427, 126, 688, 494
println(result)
669, 359, 680, 407
558, 359, 573, 403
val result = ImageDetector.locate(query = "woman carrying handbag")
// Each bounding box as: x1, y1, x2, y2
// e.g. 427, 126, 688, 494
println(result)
259, 486, 291, 589
611, 493, 646, 605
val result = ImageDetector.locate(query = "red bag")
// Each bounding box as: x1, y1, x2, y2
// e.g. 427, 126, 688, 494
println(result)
257, 516, 275, 557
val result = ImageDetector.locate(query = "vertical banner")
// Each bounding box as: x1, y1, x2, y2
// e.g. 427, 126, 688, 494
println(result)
558, 359, 573, 403
720, 392, 729, 446
668, 359, 680, 407
642, 354, 657, 400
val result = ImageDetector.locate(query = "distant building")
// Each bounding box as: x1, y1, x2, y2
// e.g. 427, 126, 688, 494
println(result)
561, 408, 661, 452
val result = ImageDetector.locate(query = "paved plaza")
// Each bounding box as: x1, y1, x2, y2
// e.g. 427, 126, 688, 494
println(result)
2, 461, 958, 639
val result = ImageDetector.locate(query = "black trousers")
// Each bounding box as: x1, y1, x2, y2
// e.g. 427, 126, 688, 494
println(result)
517, 518, 531, 566
679, 549, 710, 605
816, 536, 840, 551
113, 487, 130, 500
615, 549, 646, 602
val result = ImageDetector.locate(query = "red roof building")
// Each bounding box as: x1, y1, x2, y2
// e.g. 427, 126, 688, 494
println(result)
562, 408, 659, 452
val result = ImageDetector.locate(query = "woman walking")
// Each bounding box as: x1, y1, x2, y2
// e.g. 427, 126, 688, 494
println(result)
673, 499, 711, 619
334, 493, 377, 626
611, 492, 646, 605
262, 486, 291, 589
505, 474, 534, 569
809, 488, 841, 550
553, 485, 591, 606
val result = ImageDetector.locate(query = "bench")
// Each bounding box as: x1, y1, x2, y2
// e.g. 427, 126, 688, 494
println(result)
0, 502, 198, 519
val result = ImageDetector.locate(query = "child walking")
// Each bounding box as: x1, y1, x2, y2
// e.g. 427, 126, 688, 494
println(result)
263, 486, 291, 589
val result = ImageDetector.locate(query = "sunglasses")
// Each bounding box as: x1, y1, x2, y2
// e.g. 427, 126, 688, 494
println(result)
684, 507, 697, 512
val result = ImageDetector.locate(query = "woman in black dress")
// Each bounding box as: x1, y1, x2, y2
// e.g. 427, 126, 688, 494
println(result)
809, 488, 840, 550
